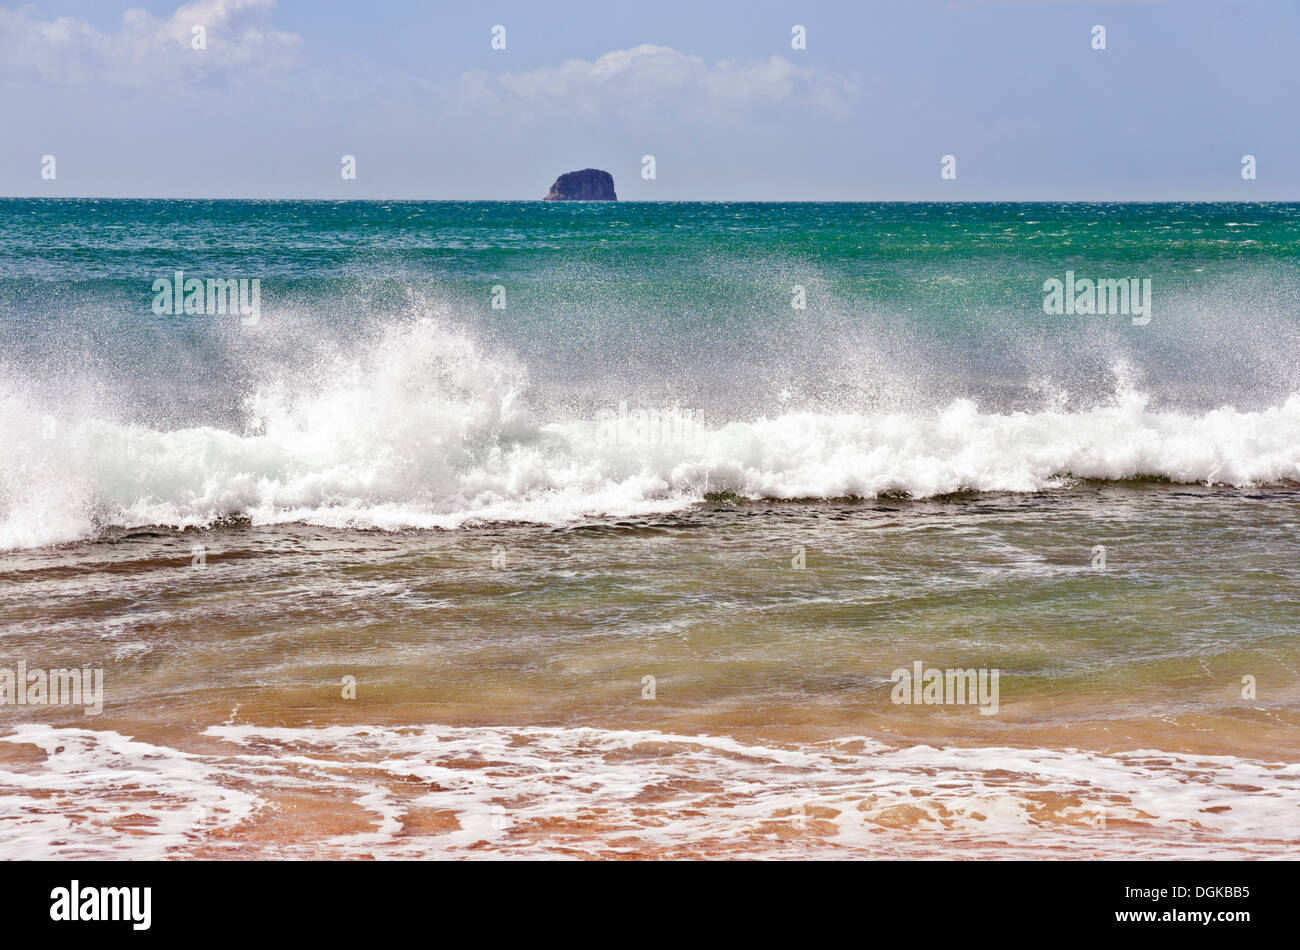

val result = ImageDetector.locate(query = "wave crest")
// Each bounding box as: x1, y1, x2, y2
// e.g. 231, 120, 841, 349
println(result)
3, 319, 1300, 550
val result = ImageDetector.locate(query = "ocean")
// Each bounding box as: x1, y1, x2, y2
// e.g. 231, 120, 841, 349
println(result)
1, 199, 1298, 858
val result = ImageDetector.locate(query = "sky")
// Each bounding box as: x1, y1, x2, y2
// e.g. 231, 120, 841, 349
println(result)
1, 0, 1297, 200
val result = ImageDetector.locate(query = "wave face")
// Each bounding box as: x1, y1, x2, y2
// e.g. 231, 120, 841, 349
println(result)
3, 200, 1300, 549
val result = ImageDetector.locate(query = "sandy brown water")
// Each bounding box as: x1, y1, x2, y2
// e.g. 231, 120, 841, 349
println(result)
2, 487, 1299, 858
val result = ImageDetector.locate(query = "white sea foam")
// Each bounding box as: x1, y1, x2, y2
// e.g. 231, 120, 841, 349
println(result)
1, 723, 1296, 859
3, 317, 1300, 550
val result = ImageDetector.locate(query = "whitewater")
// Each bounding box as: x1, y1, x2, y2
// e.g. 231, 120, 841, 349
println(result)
3, 316, 1300, 551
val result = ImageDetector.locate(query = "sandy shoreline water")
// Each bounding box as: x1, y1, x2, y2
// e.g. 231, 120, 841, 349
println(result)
2, 489, 1298, 858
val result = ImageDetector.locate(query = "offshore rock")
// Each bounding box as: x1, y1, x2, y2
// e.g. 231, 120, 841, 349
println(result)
543, 168, 617, 201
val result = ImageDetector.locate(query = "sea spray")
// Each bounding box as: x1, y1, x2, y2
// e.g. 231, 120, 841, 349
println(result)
4, 323, 1300, 550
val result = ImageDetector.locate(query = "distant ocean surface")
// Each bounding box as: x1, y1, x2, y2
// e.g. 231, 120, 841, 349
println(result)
1, 200, 1298, 858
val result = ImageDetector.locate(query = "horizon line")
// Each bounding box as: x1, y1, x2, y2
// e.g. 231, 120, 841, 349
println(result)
1, 196, 1293, 204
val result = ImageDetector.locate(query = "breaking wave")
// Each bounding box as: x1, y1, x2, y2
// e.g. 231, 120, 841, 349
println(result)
3, 316, 1300, 551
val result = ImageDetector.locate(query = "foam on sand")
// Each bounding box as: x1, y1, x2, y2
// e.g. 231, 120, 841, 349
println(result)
1, 723, 1296, 858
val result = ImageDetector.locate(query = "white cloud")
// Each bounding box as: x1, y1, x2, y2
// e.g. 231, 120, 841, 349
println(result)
455, 44, 856, 120
0, 0, 300, 87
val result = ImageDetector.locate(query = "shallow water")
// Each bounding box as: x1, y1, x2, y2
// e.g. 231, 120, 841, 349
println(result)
2, 490, 1298, 858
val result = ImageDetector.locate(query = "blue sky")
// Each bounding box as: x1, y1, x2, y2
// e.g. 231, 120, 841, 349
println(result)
2, 0, 1297, 199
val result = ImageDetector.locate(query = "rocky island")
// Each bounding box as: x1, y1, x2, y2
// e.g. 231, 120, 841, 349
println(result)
543, 168, 617, 201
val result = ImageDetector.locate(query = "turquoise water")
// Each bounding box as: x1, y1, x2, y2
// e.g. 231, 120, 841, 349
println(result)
4, 200, 1300, 432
